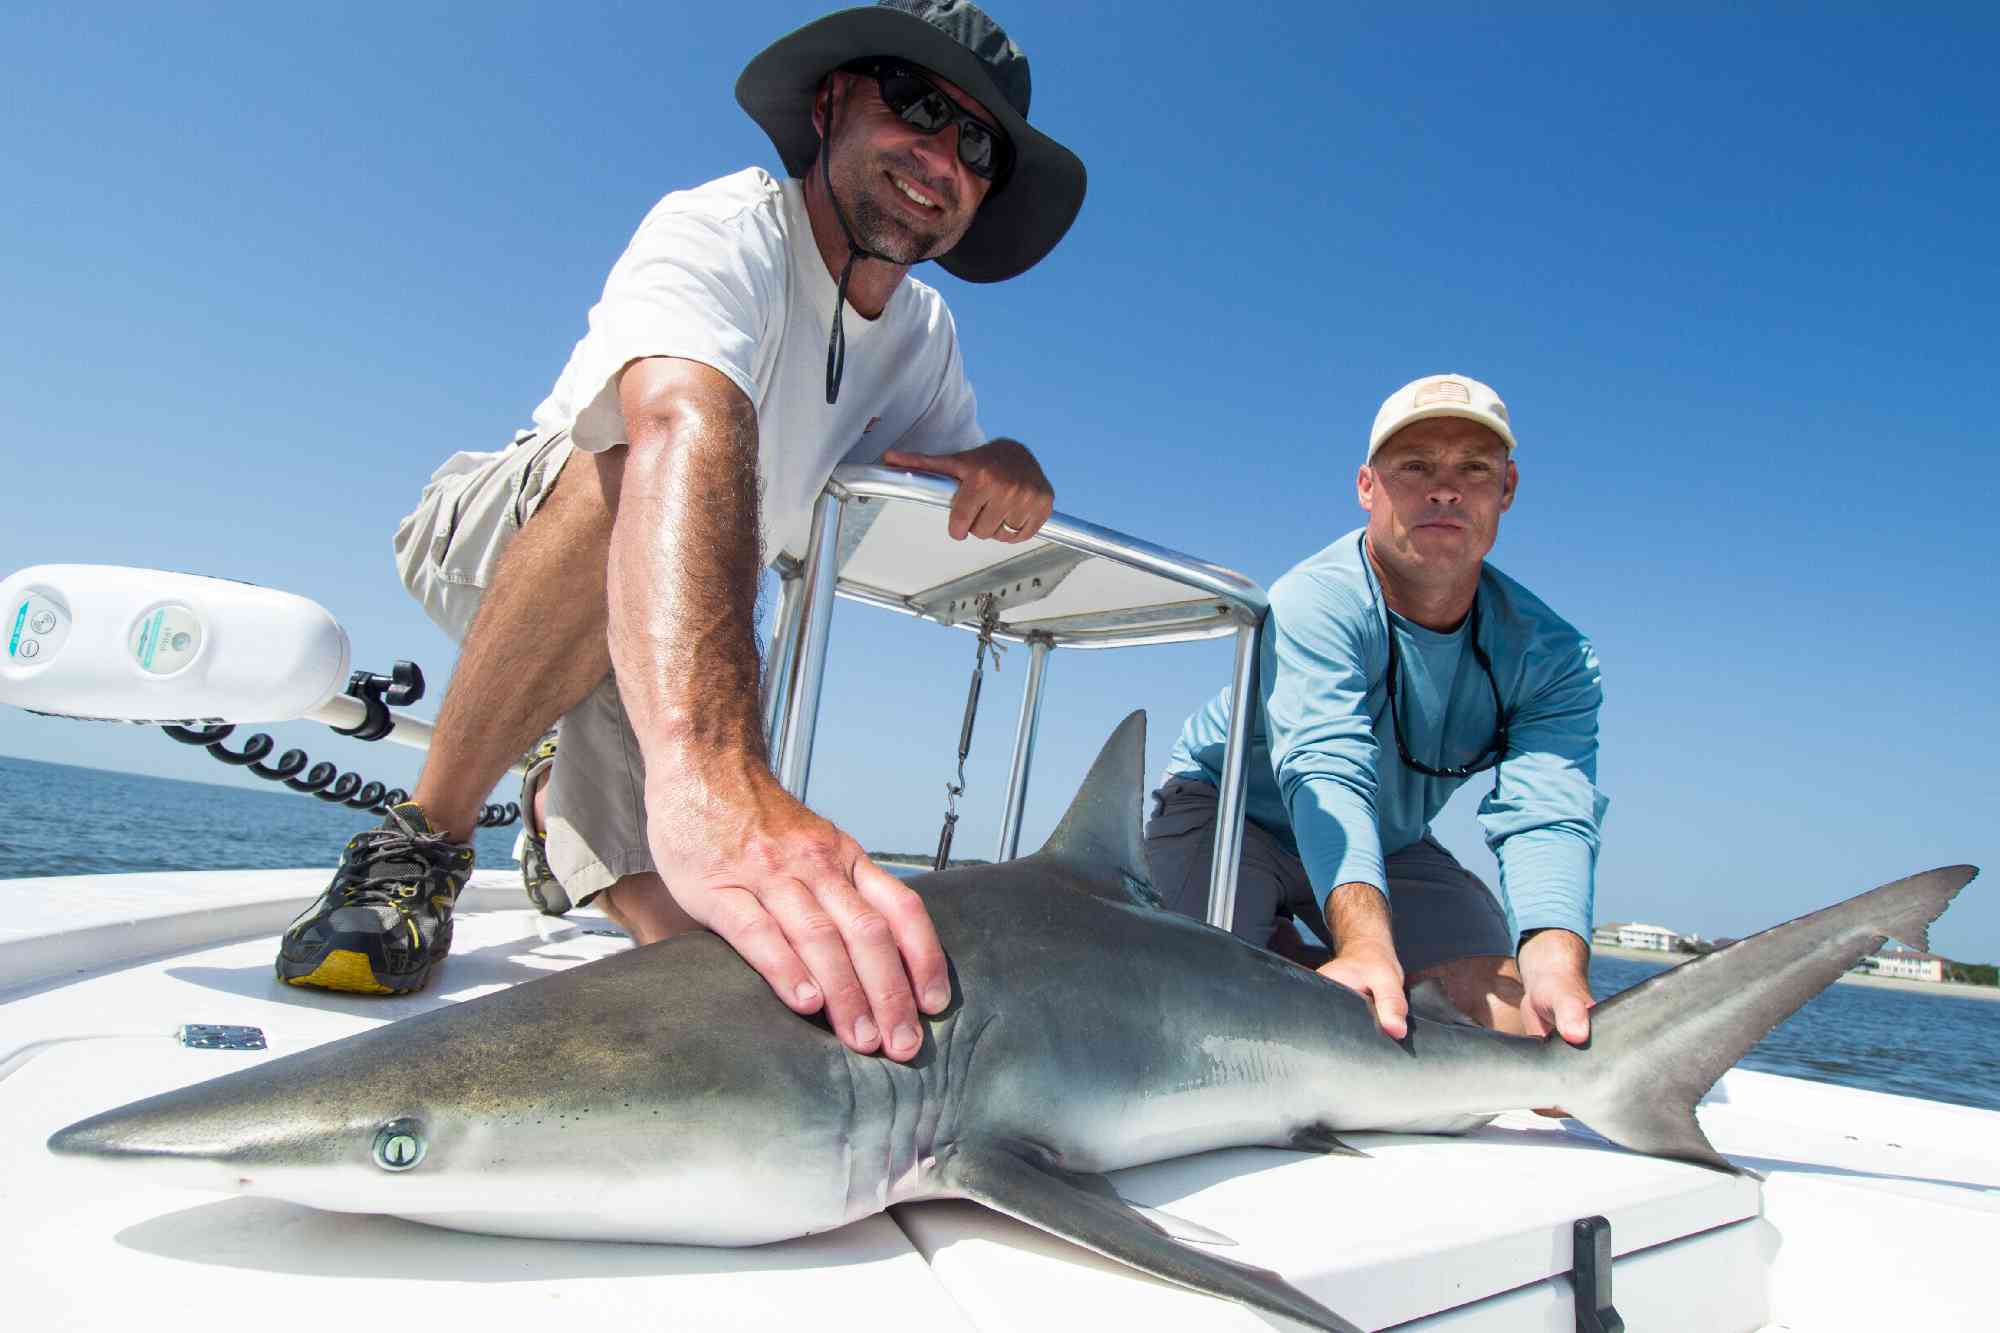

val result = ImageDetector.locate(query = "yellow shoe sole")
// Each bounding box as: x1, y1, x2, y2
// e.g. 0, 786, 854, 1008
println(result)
282, 949, 400, 995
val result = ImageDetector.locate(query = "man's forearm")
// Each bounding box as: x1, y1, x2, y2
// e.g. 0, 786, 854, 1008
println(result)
1324, 881, 1394, 950
1318, 880, 1407, 1037
1518, 927, 1589, 971
606, 364, 767, 766
588, 368, 949, 1065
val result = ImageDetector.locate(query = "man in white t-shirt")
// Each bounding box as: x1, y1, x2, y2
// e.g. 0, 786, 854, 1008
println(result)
275, 1, 1086, 1069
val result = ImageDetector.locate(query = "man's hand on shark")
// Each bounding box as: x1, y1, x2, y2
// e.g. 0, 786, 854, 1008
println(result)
1316, 883, 1410, 1039
643, 762, 950, 1061
1518, 928, 1594, 1045
1316, 940, 1409, 1040
882, 439, 1053, 542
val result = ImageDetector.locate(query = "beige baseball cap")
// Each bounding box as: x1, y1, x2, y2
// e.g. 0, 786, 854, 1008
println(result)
1367, 373, 1517, 461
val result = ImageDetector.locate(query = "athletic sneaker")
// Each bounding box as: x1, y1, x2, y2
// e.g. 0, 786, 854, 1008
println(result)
519, 731, 571, 917
275, 803, 474, 995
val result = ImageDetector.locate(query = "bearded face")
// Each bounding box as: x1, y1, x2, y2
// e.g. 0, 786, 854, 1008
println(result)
818, 70, 994, 265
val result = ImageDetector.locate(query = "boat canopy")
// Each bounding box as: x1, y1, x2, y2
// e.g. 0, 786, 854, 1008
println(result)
760, 465, 1268, 920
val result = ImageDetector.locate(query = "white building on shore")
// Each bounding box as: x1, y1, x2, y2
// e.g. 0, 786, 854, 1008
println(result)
1594, 922, 1684, 952
1862, 946, 1946, 982
1592, 923, 1953, 979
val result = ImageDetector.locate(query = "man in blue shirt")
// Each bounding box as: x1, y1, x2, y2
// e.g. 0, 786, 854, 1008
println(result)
1148, 373, 1606, 1045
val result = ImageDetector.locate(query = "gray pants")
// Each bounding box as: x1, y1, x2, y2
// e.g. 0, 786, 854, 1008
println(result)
1143, 778, 1513, 976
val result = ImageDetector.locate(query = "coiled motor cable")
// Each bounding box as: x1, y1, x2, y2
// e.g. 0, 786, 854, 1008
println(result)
157, 659, 519, 828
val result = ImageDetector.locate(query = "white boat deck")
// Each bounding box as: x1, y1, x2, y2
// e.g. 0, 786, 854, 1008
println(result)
4, 870, 1996, 1331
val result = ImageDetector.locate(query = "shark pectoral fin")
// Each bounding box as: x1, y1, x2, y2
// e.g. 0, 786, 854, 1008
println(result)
1131, 1202, 1239, 1248
937, 1137, 1362, 1333
1006, 1148, 1238, 1245
1282, 1123, 1368, 1157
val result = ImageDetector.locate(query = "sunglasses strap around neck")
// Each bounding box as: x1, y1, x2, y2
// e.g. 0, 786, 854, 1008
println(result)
1361, 532, 1508, 787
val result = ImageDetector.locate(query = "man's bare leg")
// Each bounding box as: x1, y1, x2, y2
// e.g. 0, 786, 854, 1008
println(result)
596, 872, 703, 943
410, 449, 626, 843
1407, 954, 1530, 1034
530, 777, 550, 837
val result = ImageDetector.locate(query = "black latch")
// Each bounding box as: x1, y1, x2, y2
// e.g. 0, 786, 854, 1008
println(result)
333, 660, 426, 742
1572, 1215, 1624, 1333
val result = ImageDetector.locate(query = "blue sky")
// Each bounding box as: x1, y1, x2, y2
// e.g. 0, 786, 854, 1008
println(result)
3, 3, 1996, 960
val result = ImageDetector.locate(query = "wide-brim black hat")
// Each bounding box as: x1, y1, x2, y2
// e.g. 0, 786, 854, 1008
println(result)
736, 1, 1086, 284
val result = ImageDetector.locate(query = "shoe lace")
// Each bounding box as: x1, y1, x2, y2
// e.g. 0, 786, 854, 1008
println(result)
339, 811, 464, 909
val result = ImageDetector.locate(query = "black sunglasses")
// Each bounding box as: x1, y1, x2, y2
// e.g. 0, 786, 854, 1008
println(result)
1361, 534, 1510, 780
848, 59, 1013, 183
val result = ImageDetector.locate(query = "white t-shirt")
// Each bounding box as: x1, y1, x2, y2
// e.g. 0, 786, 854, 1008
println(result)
531, 167, 985, 561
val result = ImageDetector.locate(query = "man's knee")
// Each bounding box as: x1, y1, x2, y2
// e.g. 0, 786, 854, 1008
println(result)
596, 871, 700, 946
529, 442, 622, 537
1408, 954, 1528, 1034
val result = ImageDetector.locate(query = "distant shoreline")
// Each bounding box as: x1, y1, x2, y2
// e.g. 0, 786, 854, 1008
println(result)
865, 890, 2000, 1002
1595, 943, 2000, 1002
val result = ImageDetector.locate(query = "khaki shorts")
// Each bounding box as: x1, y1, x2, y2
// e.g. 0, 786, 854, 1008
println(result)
392, 428, 652, 905
1143, 778, 1513, 976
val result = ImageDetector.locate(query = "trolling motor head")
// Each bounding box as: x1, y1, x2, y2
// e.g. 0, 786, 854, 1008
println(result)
0, 564, 351, 725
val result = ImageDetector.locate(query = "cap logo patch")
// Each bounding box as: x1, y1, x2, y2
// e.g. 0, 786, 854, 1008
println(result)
1414, 380, 1471, 407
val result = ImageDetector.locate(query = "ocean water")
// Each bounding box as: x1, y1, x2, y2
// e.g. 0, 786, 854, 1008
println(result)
0, 754, 522, 880
1591, 955, 2000, 1113
4, 755, 1996, 1113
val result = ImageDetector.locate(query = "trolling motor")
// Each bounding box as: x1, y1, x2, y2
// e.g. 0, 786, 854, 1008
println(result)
0, 564, 516, 825
3, 564, 352, 724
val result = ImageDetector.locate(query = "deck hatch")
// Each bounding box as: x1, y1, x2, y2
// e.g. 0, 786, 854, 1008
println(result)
176, 1023, 266, 1050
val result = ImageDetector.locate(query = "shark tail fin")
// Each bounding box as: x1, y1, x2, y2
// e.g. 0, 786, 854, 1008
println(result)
1561, 864, 1977, 1170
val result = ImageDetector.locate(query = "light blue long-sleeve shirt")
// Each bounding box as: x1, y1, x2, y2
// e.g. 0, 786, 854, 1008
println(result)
1164, 529, 1608, 943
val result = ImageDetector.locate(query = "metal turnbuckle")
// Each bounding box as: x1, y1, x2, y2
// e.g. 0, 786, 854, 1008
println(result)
932, 597, 1004, 871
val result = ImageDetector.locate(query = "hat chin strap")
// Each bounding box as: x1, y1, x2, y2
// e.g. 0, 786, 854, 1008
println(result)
821, 85, 897, 405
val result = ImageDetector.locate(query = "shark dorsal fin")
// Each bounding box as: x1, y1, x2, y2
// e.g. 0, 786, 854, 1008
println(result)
1033, 710, 1159, 907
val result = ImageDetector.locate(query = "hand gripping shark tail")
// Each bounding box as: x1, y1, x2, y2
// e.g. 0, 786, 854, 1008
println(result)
1555, 861, 1977, 1169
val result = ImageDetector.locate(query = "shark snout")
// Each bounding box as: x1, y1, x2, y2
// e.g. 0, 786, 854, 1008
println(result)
46, 1095, 449, 1211
46, 1104, 270, 1193
48, 1101, 228, 1161
47, 1115, 132, 1159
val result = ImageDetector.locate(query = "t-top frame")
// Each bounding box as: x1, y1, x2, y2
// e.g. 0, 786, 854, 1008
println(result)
758, 464, 1269, 932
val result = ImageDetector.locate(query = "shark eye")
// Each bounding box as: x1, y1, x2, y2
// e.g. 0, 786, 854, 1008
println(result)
372, 1118, 427, 1172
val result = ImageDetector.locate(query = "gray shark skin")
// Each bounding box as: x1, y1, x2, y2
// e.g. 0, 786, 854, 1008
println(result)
49, 712, 1977, 1333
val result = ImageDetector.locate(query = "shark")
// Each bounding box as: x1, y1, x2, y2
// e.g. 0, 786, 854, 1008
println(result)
48, 712, 1977, 1332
